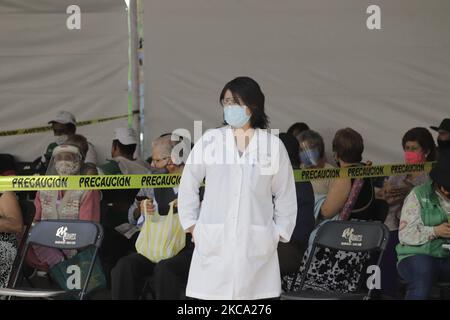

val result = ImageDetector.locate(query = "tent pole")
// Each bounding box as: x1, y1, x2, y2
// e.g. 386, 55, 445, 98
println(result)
129, 0, 142, 157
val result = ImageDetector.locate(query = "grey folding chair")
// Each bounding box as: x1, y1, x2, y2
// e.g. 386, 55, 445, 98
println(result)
281, 220, 389, 300
0, 219, 103, 300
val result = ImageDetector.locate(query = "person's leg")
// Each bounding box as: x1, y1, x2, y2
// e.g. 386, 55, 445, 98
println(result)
379, 231, 400, 297
98, 227, 131, 288
111, 252, 155, 300
398, 254, 438, 300
153, 244, 194, 300
438, 256, 450, 281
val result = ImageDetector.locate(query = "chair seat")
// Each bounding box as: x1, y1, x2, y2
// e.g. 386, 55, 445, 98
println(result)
0, 287, 72, 298
281, 290, 367, 300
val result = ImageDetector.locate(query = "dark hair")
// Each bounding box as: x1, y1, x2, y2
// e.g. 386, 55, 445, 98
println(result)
402, 127, 437, 161
113, 139, 136, 158
279, 133, 300, 168
332, 128, 364, 163
219, 76, 269, 129
287, 122, 310, 137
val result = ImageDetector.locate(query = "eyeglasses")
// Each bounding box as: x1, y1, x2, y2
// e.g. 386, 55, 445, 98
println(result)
221, 98, 240, 106
151, 157, 170, 165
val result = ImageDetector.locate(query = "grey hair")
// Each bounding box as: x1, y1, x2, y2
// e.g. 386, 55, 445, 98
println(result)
296, 129, 325, 158
151, 134, 180, 158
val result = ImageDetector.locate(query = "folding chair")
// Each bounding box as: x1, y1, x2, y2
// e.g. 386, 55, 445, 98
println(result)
7, 199, 36, 288
281, 220, 389, 300
0, 219, 103, 300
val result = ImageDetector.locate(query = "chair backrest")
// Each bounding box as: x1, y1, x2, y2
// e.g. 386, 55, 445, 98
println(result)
297, 220, 389, 297
19, 199, 36, 227
26, 220, 103, 250
10, 220, 104, 299
314, 220, 389, 252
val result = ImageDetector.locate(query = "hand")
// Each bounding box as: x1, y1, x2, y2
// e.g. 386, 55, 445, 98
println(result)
434, 223, 450, 239
173, 199, 178, 208
187, 225, 195, 243
140, 198, 155, 215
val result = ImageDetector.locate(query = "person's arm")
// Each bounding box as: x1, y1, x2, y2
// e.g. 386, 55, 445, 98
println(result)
128, 188, 158, 225
320, 177, 352, 219
271, 145, 298, 243
33, 191, 42, 222
398, 191, 439, 245
79, 190, 101, 222
0, 192, 23, 234
178, 139, 206, 234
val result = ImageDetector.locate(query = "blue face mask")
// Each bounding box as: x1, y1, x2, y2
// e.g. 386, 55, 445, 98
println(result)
299, 149, 320, 167
224, 105, 250, 128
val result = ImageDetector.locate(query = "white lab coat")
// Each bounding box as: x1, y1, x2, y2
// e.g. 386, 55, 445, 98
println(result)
178, 126, 297, 300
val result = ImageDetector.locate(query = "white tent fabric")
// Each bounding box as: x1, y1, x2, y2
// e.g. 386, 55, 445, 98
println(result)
0, 0, 128, 163
143, 0, 450, 164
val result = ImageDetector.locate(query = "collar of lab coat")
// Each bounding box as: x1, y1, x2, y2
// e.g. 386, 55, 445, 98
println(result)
224, 126, 264, 163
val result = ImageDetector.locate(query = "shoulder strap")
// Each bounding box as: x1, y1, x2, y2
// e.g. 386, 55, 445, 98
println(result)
339, 178, 365, 221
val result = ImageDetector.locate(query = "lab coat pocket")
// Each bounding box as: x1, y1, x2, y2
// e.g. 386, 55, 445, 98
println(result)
248, 224, 278, 259
194, 223, 224, 258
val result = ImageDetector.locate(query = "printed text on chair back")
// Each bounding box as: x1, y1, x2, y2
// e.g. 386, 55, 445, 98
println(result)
314, 221, 389, 252
27, 220, 102, 250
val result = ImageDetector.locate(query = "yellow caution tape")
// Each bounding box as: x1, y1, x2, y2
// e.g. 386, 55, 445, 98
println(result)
293, 162, 433, 182
0, 162, 434, 191
0, 111, 139, 137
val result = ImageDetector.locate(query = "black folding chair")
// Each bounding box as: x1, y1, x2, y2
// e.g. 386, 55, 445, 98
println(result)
0, 219, 103, 300
7, 199, 36, 288
281, 220, 389, 300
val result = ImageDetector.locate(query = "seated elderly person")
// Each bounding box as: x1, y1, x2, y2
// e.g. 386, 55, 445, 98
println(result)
396, 150, 450, 300
277, 133, 315, 277
111, 134, 197, 300
28, 144, 100, 271
377, 127, 436, 297
0, 192, 23, 288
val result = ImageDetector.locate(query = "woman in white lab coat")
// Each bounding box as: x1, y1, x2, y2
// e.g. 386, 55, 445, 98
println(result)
178, 77, 297, 300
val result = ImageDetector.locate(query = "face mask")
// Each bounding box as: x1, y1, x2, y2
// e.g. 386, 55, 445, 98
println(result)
299, 149, 320, 167
55, 160, 80, 175
55, 135, 68, 145
224, 105, 251, 128
404, 151, 426, 164
438, 139, 450, 150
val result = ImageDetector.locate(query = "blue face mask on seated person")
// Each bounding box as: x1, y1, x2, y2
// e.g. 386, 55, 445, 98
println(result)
223, 105, 251, 128
299, 149, 320, 167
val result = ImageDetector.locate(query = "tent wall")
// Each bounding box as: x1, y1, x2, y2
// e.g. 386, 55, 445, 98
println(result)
0, 0, 129, 163
143, 0, 450, 164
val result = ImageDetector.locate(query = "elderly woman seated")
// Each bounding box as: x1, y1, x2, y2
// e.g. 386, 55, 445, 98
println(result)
27, 144, 100, 271
396, 150, 450, 300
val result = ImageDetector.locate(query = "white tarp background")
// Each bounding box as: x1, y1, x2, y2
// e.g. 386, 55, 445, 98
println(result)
0, 0, 128, 163
143, 0, 450, 164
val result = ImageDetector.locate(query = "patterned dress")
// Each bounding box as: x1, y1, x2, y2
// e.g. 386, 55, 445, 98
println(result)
0, 193, 18, 288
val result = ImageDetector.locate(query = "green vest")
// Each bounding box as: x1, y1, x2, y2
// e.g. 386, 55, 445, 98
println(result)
98, 160, 122, 175
44, 142, 58, 162
396, 181, 450, 263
